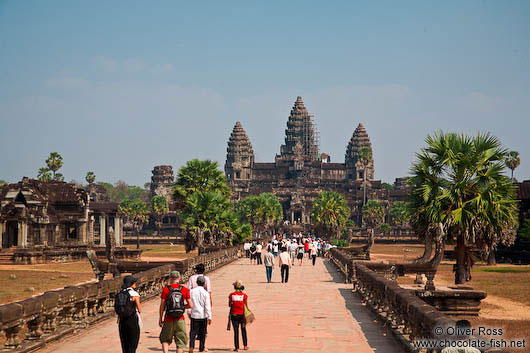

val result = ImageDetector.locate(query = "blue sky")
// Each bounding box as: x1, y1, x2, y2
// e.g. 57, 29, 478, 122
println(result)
1, 1, 529, 185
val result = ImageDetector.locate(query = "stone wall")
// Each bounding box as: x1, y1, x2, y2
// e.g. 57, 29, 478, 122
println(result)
329, 248, 505, 353
0, 245, 242, 352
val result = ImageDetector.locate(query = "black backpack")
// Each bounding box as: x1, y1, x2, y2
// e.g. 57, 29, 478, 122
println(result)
114, 289, 136, 318
165, 285, 185, 318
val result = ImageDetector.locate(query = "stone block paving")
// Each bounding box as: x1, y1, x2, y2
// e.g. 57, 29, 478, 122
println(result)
41, 256, 403, 353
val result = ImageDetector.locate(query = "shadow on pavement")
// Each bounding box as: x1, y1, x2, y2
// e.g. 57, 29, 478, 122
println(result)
323, 260, 405, 353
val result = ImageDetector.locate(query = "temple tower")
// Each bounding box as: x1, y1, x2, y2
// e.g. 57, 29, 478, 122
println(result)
150, 165, 174, 200
279, 96, 319, 162
225, 122, 255, 180
345, 123, 375, 180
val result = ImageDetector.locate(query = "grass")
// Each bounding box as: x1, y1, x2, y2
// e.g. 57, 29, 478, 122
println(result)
477, 267, 530, 273
125, 243, 197, 259
0, 260, 95, 305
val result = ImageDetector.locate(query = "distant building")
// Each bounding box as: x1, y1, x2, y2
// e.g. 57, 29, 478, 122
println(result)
0, 177, 122, 249
224, 96, 410, 227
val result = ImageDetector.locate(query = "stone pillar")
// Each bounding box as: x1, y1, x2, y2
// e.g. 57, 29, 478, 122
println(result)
40, 226, 46, 246
19, 221, 28, 248
0, 221, 4, 248
114, 217, 121, 246
99, 215, 106, 246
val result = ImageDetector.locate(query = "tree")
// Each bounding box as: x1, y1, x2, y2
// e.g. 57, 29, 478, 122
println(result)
382, 182, 395, 191
358, 146, 373, 205
85, 171, 96, 184
37, 167, 52, 181
151, 195, 169, 233
505, 151, 521, 180
0, 179, 6, 185
379, 223, 391, 236
362, 200, 385, 248
45, 152, 64, 180
119, 198, 149, 249
236, 193, 282, 237
311, 191, 350, 239
390, 201, 411, 227
409, 131, 519, 284
172, 159, 230, 209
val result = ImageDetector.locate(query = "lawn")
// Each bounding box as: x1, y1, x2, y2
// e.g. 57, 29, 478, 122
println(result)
126, 243, 198, 260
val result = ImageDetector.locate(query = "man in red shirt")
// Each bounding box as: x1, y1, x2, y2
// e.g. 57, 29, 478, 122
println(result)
159, 271, 193, 353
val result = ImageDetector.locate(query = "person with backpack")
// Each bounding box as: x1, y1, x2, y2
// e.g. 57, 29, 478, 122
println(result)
228, 280, 249, 352
159, 271, 193, 353
189, 276, 211, 353
115, 275, 141, 353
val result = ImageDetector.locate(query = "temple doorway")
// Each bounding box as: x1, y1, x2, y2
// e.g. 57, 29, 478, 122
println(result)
2, 221, 18, 248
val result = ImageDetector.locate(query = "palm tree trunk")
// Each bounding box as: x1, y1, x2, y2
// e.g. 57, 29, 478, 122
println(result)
487, 246, 496, 266
455, 232, 467, 284
511, 169, 514, 180
415, 231, 433, 263
363, 168, 367, 205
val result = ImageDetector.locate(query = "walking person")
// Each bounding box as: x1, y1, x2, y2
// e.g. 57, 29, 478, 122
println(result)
256, 242, 262, 265
159, 271, 193, 353
310, 244, 317, 266
249, 242, 257, 264
187, 263, 212, 351
189, 276, 211, 353
263, 246, 275, 283
229, 280, 249, 352
297, 244, 304, 265
289, 240, 298, 263
116, 275, 141, 353
279, 247, 291, 283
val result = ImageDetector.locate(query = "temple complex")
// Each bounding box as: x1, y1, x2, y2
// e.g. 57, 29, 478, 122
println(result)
225, 96, 410, 228
0, 177, 123, 249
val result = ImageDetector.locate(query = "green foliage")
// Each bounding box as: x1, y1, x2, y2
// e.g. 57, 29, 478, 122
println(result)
54, 173, 65, 182
362, 200, 385, 229
151, 195, 169, 229
311, 191, 350, 239
390, 201, 411, 226
330, 239, 349, 247
85, 171, 96, 184
0, 179, 6, 185
358, 146, 372, 166
119, 198, 149, 231
345, 219, 356, 228
37, 167, 52, 181
233, 223, 252, 245
379, 223, 391, 235
101, 181, 149, 203
235, 192, 282, 234
382, 182, 395, 191
172, 159, 230, 209
477, 267, 530, 273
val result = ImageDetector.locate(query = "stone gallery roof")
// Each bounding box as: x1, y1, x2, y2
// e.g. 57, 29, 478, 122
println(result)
253, 163, 276, 170
226, 121, 254, 158
321, 163, 346, 170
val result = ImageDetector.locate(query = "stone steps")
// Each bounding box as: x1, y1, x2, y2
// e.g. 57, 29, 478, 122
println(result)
0, 249, 15, 264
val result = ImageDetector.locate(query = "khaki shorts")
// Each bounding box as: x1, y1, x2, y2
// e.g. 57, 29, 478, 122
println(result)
159, 319, 187, 348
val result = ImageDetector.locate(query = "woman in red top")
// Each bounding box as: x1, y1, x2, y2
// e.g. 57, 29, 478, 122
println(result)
228, 280, 249, 352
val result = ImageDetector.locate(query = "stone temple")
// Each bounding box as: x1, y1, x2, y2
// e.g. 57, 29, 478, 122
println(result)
224, 96, 409, 228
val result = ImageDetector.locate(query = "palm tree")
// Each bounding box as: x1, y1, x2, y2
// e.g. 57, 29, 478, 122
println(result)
172, 159, 230, 209
505, 151, 521, 180
37, 167, 52, 181
119, 198, 149, 249
45, 152, 64, 180
409, 131, 519, 284
85, 171, 96, 184
362, 200, 385, 249
151, 195, 169, 234
258, 193, 283, 235
358, 146, 373, 205
390, 201, 411, 237
311, 191, 350, 239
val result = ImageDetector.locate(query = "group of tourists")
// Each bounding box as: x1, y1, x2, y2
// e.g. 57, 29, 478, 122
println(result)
115, 263, 251, 353
244, 234, 334, 283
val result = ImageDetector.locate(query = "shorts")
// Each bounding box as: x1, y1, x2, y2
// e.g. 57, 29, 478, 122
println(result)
159, 319, 187, 348
297, 253, 303, 260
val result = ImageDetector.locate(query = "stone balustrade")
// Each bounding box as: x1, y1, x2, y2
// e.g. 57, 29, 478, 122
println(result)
0, 245, 242, 352
329, 248, 508, 353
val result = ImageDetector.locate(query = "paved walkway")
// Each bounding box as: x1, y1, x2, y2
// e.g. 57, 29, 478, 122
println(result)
41, 256, 403, 353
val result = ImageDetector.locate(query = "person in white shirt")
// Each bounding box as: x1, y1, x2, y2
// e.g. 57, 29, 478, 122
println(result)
189, 276, 211, 353
289, 240, 298, 263
279, 247, 292, 283
255, 243, 263, 265
243, 242, 251, 258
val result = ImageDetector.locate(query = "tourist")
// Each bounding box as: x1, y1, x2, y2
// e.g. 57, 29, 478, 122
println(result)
297, 243, 304, 265
188, 264, 212, 303
189, 276, 211, 353
243, 241, 251, 258
118, 275, 141, 353
263, 246, 275, 283
159, 271, 193, 353
310, 244, 318, 266
289, 239, 298, 263
279, 247, 291, 283
249, 242, 257, 264
256, 242, 262, 265
229, 280, 249, 352
304, 239, 310, 259
273, 241, 279, 258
